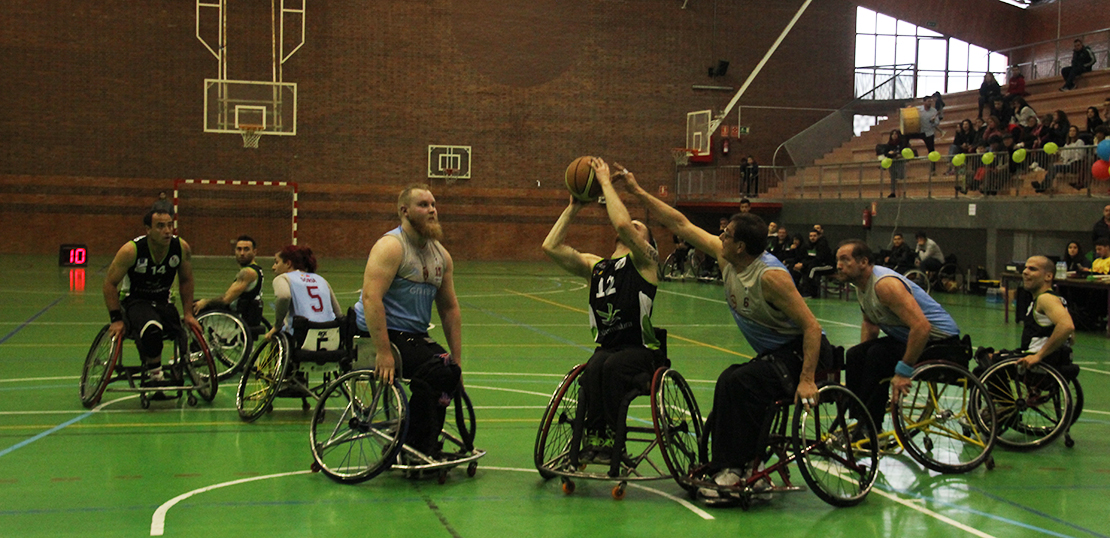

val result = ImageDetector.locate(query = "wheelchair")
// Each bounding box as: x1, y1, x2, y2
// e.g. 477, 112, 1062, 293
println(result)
309, 330, 485, 484
657, 348, 880, 509
977, 349, 1083, 450
534, 329, 674, 500
903, 255, 961, 295
235, 315, 354, 422
659, 250, 687, 281
196, 308, 271, 381
883, 336, 998, 474
80, 313, 218, 409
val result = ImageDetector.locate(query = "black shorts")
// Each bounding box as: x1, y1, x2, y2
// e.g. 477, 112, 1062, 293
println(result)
122, 298, 182, 341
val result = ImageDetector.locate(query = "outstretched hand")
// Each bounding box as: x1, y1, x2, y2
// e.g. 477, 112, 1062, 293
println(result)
611, 162, 639, 192
590, 157, 612, 185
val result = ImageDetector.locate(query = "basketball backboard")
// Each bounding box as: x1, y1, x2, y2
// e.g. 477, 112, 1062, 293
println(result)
686, 110, 712, 154
428, 145, 472, 179
204, 79, 297, 135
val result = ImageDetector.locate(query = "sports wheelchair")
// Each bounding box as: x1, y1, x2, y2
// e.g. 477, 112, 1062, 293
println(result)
236, 315, 356, 422
196, 308, 271, 381
903, 254, 961, 295
80, 313, 218, 409
657, 348, 880, 509
874, 336, 998, 474
976, 348, 1083, 450
309, 330, 485, 484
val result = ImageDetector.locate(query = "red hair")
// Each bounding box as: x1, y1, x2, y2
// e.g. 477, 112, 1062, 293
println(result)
277, 245, 317, 273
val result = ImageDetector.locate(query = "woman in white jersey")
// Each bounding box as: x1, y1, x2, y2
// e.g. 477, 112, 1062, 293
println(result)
264, 245, 340, 341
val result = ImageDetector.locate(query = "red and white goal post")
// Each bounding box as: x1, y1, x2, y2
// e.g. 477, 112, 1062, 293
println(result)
172, 179, 299, 257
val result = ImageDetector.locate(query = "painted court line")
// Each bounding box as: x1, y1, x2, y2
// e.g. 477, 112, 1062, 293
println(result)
0, 394, 138, 459
150, 471, 312, 536
0, 297, 65, 346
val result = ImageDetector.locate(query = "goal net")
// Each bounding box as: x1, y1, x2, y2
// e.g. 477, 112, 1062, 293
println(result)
173, 179, 298, 257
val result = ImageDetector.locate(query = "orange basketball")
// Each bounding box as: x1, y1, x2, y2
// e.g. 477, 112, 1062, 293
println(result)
565, 156, 601, 202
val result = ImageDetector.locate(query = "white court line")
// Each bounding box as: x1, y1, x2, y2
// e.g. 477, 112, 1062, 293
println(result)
150, 471, 312, 536
656, 289, 861, 328
1080, 366, 1110, 375
0, 375, 80, 383
869, 488, 997, 538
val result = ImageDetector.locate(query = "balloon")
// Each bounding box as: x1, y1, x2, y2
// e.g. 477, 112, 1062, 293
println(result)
1094, 160, 1110, 181
901, 147, 915, 159
1013, 148, 1026, 163
1044, 142, 1059, 155
928, 151, 941, 162
1098, 139, 1110, 162
881, 157, 893, 169
982, 152, 995, 165
952, 153, 966, 167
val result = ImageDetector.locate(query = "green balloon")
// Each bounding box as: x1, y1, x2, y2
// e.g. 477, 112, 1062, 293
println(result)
952, 153, 966, 167
901, 147, 915, 159
1044, 142, 1059, 154
1013, 148, 1027, 163
928, 151, 941, 162
982, 152, 995, 165
881, 157, 893, 169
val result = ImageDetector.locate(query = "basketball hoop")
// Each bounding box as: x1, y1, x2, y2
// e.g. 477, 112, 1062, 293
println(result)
239, 125, 264, 148
443, 168, 458, 185
671, 148, 695, 166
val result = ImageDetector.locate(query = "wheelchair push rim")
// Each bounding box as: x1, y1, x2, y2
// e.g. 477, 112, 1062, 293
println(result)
980, 358, 1072, 450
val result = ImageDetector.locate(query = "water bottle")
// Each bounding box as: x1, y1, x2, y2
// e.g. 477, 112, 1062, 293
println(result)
1056, 260, 1067, 280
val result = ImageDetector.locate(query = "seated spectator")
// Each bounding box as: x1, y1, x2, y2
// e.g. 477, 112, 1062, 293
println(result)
781, 234, 804, 270
988, 97, 1011, 129
946, 119, 976, 175
766, 222, 778, 250
1010, 97, 1038, 128
978, 72, 1002, 119
1020, 115, 1050, 150
1061, 39, 1096, 91
1048, 110, 1071, 146
882, 233, 915, 273
770, 227, 792, 261
1082, 106, 1104, 141
983, 116, 1007, 143
914, 231, 944, 273
1091, 239, 1110, 275
971, 117, 987, 146
1064, 241, 1090, 273
1004, 66, 1029, 104
1042, 126, 1089, 191
793, 228, 834, 298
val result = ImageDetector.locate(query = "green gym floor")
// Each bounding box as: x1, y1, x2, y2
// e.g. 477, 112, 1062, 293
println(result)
1, 254, 1108, 538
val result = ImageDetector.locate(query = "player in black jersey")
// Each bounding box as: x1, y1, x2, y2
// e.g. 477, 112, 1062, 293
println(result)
103, 209, 200, 385
543, 157, 660, 462
980, 256, 1075, 370
194, 235, 266, 327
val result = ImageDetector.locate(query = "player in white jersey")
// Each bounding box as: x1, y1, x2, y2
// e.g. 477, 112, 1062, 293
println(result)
357, 184, 463, 456
263, 245, 340, 341
618, 165, 829, 498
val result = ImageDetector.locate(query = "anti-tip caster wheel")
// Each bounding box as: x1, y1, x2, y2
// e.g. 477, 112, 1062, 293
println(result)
140, 394, 150, 409
561, 478, 575, 495
611, 483, 626, 500
310, 461, 321, 473
187, 394, 198, 407
437, 470, 448, 485
467, 461, 478, 477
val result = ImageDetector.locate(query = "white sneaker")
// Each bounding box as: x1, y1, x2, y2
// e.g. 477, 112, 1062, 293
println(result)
698, 468, 744, 499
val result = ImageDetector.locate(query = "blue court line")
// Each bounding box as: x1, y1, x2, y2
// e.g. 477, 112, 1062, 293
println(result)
0, 296, 65, 346
0, 411, 94, 459
461, 301, 594, 353
967, 485, 1109, 538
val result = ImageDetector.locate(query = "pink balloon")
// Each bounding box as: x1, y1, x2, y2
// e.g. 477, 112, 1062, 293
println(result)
1094, 160, 1110, 181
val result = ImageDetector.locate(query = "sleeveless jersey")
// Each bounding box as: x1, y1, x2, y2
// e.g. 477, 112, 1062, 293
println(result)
1022, 291, 1069, 354
588, 255, 659, 350
856, 266, 959, 342
722, 252, 803, 354
354, 226, 447, 334
234, 262, 264, 323
281, 270, 335, 333
126, 236, 183, 303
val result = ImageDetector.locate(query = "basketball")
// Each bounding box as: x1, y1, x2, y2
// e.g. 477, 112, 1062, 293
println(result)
565, 156, 601, 202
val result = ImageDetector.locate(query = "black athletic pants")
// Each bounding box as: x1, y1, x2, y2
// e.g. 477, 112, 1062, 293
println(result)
389, 330, 462, 455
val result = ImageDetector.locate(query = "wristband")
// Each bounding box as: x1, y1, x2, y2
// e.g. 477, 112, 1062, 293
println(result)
894, 361, 915, 378
109, 310, 123, 323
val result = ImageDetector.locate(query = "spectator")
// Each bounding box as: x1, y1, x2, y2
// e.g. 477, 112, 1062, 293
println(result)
971, 117, 987, 146
672, 235, 691, 275
1064, 241, 1090, 273
770, 227, 791, 260
742, 156, 760, 197
883, 233, 915, 273
1048, 110, 1071, 146
914, 231, 944, 273
946, 119, 975, 175
1010, 97, 1038, 127
1021, 115, 1050, 151
1004, 66, 1029, 104
1103, 98, 1110, 126
978, 72, 1002, 119
1060, 39, 1096, 91
739, 199, 751, 213
1091, 239, 1110, 275
907, 95, 941, 156
881, 130, 909, 197
781, 234, 804, 270
988, 97, 1011, 130
766, 222, 778, 250
152, 191, 173, 215
1037, 125, 1088, 192
1083, 106, 1104, 140
794, 227, 834, 298
1091, 205, 1110, 245
983, 116, 1007, 143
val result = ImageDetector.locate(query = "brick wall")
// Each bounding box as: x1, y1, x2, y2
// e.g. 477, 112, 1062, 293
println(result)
0, 0, 857, 258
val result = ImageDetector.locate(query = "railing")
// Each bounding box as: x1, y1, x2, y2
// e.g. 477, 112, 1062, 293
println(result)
996, 28, 1110, 82
676, 147, 1101, 202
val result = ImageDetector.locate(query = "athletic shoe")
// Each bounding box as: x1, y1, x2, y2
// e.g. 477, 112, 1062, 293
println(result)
698, 468, 744, 499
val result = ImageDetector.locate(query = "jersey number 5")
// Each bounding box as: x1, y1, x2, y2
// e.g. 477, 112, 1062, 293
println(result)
306, 286, 324, 313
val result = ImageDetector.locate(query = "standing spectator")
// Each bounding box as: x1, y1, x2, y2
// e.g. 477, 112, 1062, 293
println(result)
978, 73, 1002, 119
742, 156, 760, 197
1092, 205, 1110, 246
908, 95, 940, 156
915, 231, 944, 273
1064, 241, 1090, 273
1060, 39, 1096, 91
1004, 66, 1029, 104
1010, 97, 1038, 128
152, 191, 173, 215
882, 130, 909, 197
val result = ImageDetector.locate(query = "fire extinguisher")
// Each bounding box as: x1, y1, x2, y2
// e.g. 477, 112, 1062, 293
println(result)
862, 208, 872, 229
721, 137, 730, 156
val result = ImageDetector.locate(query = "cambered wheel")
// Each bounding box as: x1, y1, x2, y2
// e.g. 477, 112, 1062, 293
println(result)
793, 384, 879, 507
650, 368, 704, 492
236, 334, 288, 422
893, 362, 997, 473
903, 269, 931, 295
196, 310, 252, 381
310, 370, 408, 484
182, 324, 218, 402
80, 325, 121, 408
534, 364, 587, 480
980, 359, 1071, 450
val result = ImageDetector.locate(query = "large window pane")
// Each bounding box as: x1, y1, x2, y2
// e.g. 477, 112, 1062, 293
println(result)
896, 35, 917, 64
856, 34, 876, 67
948, 38, 969, 72
917, 27, 942, 38
897, 20, 917, 37
989, 52, 1009, 74
876, 35, 896, 65
948, 75, 968, 93
918, 72, 946, 97
919, 38, 947, 71
856, 6, 876, 34
876, 13, 896, 35
968, 44, 990, 72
